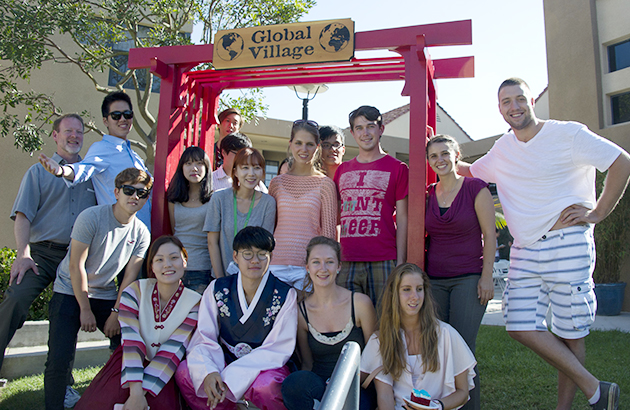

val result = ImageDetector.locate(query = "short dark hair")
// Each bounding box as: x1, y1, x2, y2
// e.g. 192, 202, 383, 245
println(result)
220, 132, 252, 154
102, 91, 133, 118
115, 168, 153, 191
53, 114, 84, 133
232, 148, 266, 190
498, 77, 531, 97
146, 235, 188, 279
233, 226, 275, 252
218, 107, 244, 128
167, 146, 213, 204
349, 106, 382, 129
319, 125, 345, 145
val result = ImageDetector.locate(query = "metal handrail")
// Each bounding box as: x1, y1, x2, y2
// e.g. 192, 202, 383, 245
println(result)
318, 341, 361, 410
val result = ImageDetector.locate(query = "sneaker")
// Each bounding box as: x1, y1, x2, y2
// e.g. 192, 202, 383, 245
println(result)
64, 385, 81, 408
591, 381, 619, 410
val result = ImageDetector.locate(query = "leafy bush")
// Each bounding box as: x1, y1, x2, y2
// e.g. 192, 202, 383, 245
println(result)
593, 171, 630, 283
0, 247, 52, 320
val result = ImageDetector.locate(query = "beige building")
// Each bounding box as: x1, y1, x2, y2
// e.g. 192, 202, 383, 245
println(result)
543, 0, 630, 309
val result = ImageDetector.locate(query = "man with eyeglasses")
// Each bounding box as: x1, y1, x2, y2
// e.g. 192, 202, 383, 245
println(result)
44, 168, 151, 410
212, 132, 267, 192
1, 114, 96, 405
176, 226, 297, 410
319, 125, 346, 178
334, 106, 409, 307
39, 91, 152, 230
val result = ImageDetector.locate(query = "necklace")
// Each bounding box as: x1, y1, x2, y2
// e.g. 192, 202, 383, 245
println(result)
438, 180, 461, 206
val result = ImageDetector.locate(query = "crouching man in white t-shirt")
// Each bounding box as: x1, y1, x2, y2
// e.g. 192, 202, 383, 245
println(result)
458, 78, 630, 410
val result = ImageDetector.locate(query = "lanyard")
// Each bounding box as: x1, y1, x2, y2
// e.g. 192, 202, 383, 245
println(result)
234, 190, 256, 238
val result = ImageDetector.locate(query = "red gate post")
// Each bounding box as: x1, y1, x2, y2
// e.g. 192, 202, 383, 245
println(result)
394, 35, 432, 266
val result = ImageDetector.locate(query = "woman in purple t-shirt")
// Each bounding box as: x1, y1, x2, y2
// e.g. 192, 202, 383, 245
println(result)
425, 134, 495, 410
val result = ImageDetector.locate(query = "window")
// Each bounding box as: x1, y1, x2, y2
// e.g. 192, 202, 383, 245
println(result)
608, 39, 630, 72
109, 54, 161, 93
265, 161, 279, 187
108, 27, 191, 93
612, 92, 630, 125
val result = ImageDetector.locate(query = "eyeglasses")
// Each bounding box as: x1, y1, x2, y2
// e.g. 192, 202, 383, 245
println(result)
321, 142, 344, 150
118, 184, 150, 199
239, 250, 270, 260
108, 110, 134, 121
293, 119, 318, 128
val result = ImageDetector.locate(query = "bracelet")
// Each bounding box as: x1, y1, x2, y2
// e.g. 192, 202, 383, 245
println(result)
111, 307, 119, 313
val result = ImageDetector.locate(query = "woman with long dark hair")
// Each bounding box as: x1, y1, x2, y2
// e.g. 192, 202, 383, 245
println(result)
167, 146, 213, 293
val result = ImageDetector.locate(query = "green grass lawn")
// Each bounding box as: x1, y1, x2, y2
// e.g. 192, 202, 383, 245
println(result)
1, 326, 628, 409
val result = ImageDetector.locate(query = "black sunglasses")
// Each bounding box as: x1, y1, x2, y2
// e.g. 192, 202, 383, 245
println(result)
108, 110, 134, 121
293, 119, 318, 128
118, 184, 150, 199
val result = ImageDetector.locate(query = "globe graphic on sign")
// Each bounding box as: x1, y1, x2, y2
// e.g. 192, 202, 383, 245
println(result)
217, 33, 244, 61
318, 23, 350, 53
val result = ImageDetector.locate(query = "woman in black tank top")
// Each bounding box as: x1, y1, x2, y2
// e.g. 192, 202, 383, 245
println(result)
282, 236, 377, 410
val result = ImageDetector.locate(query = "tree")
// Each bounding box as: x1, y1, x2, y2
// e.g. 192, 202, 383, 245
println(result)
0, 0, 315, 164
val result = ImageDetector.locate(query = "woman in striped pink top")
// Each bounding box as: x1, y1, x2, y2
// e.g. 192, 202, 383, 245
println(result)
75, 236, 201, 410
268, 120, 337, 289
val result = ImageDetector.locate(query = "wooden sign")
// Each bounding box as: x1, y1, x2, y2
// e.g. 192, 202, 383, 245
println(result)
213, 19, 354, 69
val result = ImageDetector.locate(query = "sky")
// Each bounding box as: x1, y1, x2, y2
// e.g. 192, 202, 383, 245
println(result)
199, 0, 548, 140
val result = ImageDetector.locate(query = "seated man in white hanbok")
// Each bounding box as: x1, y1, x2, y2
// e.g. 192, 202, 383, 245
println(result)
176, 226, 297, 410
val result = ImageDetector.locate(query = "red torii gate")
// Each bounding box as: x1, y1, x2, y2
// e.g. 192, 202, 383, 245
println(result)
128, 19, 474, 266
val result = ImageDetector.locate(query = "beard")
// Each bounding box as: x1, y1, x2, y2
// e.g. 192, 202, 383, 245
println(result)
505, 111, 534, 131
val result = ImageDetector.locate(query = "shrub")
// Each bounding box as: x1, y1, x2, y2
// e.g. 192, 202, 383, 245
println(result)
593, 171, 630, 283
0, 247, 52, 320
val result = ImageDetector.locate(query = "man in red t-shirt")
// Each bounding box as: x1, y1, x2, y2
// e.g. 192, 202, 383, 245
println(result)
334, 106, 409, 305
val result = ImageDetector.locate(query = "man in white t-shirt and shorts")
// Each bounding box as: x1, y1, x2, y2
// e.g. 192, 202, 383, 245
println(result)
459, 78, 630, 410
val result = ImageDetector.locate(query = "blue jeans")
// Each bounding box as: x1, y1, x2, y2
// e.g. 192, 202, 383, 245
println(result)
430, 274, 486, 410
282, 370, 375, 410
182, 269, 212, 294
44, 292, 121, 410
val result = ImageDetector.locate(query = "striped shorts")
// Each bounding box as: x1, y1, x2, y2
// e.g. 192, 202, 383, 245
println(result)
502, 225, 596, 339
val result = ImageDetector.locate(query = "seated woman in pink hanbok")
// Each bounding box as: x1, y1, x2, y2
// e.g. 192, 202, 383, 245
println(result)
75, 236, 201, 410
175, 226, 298, 410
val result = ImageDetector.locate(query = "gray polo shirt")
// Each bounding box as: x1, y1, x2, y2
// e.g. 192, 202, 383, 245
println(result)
54, 205, 150, 300
10, 153, 97, 245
